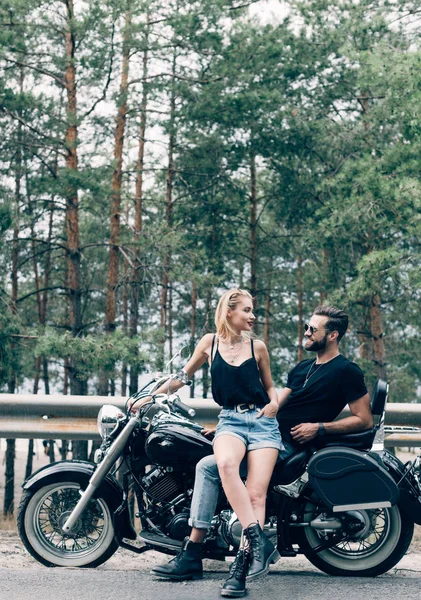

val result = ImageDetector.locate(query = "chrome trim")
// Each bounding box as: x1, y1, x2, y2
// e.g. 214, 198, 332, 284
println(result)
332, 501, 392, 512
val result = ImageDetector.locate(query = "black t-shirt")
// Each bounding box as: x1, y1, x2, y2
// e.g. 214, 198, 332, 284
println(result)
277, 355, 368, 447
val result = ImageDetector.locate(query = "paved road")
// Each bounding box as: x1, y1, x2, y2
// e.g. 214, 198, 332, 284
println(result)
1, 529, 421, 600
1, 567, 421, 600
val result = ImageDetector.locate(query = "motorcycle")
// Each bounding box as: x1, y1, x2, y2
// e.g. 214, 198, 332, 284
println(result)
17, 369, 421, 576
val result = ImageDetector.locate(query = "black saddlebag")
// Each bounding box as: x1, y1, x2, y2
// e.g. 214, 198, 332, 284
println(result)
307, 446, 400, 512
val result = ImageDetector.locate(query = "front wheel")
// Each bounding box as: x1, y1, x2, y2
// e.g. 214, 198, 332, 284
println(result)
17, 481, 119, 568
300, 502, 414, 577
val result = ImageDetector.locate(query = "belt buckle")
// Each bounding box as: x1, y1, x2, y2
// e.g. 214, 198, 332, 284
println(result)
237, 403, 254, 413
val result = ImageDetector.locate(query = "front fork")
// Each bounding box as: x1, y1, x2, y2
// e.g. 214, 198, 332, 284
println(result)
62, 416, 139, 533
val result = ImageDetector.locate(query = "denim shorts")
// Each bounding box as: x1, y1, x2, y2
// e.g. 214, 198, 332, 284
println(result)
213, 407, 284, 452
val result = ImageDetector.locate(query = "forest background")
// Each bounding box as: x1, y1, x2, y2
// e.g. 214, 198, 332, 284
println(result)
1, 0, 421, 516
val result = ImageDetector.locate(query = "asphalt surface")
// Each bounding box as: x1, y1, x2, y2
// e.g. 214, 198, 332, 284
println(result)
1, 529, 421, 600
1, 567, 421, 600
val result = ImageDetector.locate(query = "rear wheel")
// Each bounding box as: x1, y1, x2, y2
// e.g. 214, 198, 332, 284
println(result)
17, 481, 119, 568
300, 502, 413, 577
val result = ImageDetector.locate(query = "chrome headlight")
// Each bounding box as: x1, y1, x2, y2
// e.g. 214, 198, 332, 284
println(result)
97, 404, 125, 440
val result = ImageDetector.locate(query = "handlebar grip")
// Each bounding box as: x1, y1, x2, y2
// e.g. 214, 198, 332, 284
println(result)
173, 397, 196, 418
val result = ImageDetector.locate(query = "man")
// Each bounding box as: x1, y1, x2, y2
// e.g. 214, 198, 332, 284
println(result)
152, 305, 373, 586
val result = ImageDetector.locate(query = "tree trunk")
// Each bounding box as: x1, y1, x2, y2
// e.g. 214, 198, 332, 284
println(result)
59, 441, 69, 461
63, 357, 70, 395
25, 356, 42, 479
202, 289, 213, 399
101, 8, 132, 398
263, 289, 271, 347
4, 77, 23, 517
65, 0, 82, 343
160, 256, 170, 369
121, 245, 129, 397
190, 280, 197, 397
61, 362, 69, 461
358, 301, 371, 361
297, 254, 304, 362
370, 293, 386, 379
320, 247, 328, 302
48, 441, 55, 463
64, 0, 87, 461
105, 7, 132, 334
129, 17, 149, 394
159, 49, 177, 370
3, 439, 16, 518
168, 283, 173, 360
249, 148, 258, 306
28, 167, 54, 472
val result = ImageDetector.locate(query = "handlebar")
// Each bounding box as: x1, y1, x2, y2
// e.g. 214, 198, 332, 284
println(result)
169, 395, 196, 419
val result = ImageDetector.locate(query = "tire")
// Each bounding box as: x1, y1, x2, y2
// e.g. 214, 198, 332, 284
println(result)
17, 481, 119, 568
300, 502, 414, 577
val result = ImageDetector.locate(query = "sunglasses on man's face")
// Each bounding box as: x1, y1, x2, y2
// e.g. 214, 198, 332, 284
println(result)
304, 323, 328, 335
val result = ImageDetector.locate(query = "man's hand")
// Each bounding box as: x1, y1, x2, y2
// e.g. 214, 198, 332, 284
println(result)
256, 401, 279, 419
290, 422, 318, 444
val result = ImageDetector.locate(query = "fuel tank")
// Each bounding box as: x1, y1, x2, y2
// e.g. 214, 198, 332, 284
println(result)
145, 421, 213, 468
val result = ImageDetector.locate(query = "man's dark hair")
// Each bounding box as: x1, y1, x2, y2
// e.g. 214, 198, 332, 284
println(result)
313, 305, 349, 342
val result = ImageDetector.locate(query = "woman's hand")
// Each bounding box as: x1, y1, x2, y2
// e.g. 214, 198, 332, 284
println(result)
127, 395, 153, 414
256, 401, 279, 419
201, 426, 216, 437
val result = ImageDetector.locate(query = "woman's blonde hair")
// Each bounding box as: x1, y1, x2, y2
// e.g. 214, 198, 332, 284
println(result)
214, 288, 253, 340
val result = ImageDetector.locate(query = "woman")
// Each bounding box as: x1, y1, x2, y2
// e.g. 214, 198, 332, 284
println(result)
132, 289, 282, 596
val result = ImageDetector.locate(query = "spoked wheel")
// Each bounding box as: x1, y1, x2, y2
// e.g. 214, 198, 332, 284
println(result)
17, 481, 119, 567
300, 502, 414, 577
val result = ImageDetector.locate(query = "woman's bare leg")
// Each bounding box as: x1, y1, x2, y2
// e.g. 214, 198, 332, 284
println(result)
246, 448, 279, 526
213, 435, 256, 528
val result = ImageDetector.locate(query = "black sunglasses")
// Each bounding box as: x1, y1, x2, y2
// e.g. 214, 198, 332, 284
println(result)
304, 323, 328, 335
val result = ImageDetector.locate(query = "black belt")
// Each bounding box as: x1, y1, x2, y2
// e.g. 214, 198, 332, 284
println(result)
225, 403, 257, 413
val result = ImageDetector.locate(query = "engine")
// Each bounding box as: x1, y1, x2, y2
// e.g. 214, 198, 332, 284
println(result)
219, 510, 242, 548
141, 466, 191, 540
141, 466, 183, 502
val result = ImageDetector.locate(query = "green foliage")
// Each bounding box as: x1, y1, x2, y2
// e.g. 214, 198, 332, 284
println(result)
0, 303, 22, 389
1, 0, 421, 401
35, 328, 147, 382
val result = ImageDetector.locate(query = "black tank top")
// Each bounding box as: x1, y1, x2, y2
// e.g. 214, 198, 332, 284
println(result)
210, 336, 270, 408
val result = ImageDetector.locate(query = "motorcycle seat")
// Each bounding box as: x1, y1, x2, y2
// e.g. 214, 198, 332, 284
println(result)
270, 448, 310, 485
319, 428, 375, 450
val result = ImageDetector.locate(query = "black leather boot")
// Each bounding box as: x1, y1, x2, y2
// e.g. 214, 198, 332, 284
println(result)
244, 523, 280, 580
151, 537, 203, 580
220, 549, 249, 597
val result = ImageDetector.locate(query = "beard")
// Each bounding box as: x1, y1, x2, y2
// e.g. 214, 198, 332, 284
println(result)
305, 333, 328, 352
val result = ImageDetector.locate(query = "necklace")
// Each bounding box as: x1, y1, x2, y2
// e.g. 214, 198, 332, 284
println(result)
302, 361, 323, 388
221, 337, 243, 364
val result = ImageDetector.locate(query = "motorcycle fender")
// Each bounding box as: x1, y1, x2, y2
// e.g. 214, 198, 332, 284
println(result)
378, 451, 421, 525
23, 460, 136, 540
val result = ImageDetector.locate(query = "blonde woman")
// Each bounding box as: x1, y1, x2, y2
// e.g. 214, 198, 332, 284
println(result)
136, 289, 282, 597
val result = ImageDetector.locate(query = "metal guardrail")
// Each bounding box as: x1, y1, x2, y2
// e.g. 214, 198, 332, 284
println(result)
0, 393, 421, 446
0, 394, 218, 440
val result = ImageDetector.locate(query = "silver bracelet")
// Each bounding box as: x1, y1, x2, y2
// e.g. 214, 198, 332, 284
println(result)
175, 368, 191, 385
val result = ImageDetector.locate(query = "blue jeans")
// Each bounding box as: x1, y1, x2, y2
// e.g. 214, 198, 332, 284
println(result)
214, 408, 284, 451
188, 440, 296, 529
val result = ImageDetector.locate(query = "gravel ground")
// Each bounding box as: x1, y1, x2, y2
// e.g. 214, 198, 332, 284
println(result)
1, 442, 421, 575
1, 530, 421, 576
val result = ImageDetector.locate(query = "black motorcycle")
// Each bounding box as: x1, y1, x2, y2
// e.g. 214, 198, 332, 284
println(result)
17, 375, 421, 576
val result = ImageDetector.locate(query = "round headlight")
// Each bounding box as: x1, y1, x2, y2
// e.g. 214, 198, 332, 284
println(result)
97, 404, 125, 439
